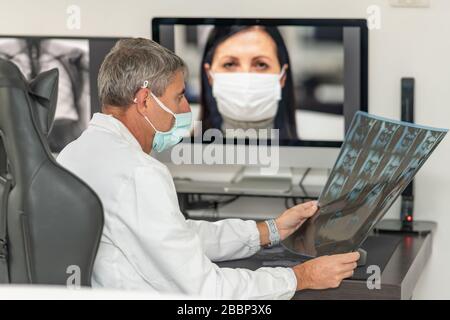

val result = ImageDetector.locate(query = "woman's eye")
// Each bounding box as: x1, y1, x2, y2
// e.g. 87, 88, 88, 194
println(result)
255, 62, 269, 70
223, 62, 236, 69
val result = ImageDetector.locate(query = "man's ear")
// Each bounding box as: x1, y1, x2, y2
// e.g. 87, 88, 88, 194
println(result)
280, 64, 288, 88
134, 88, 150, 114
204, 63, 213, 85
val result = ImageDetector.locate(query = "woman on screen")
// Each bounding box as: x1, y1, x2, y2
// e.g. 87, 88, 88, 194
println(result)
200, 25, 298, 140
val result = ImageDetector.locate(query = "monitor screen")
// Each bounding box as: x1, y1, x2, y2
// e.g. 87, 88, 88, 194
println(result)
0, 36, 120, 152
152, 18, 368, 147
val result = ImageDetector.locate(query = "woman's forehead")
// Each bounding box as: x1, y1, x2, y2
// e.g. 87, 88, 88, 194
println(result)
213, 27, 278, 61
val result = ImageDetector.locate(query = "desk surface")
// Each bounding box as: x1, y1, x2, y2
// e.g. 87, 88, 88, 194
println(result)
174, 179, 323, 198
217, 230, 433, 300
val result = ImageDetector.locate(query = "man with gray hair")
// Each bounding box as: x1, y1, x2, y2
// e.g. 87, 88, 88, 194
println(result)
57, 38, 359, 299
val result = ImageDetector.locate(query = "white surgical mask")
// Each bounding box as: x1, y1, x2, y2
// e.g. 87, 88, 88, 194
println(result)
210, 68, 285, 122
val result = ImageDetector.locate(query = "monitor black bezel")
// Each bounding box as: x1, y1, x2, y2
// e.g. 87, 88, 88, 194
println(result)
152, 17, 369, 148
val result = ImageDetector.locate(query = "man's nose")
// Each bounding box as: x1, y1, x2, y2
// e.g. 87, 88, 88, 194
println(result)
181, 98, 191, 113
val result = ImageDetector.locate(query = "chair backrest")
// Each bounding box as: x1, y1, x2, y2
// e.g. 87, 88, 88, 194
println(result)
0, 58, 103, 286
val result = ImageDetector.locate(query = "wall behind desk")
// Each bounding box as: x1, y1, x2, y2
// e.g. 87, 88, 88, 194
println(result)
1, 0, 449, 299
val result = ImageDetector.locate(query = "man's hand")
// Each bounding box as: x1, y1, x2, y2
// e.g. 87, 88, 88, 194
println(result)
256, 201, 318, 246
292, 252, 360, 290
275, 201, 318, 241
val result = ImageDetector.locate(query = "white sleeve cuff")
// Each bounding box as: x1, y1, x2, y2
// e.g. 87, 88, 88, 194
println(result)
247, 220, 262, 255
285, 267, 298, 297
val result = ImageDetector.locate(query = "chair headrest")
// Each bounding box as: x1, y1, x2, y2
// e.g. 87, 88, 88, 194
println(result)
0, 58, 58, 136
29, 69, 59, 136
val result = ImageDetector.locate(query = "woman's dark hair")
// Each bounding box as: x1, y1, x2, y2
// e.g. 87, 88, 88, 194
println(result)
200, 25, 298, 140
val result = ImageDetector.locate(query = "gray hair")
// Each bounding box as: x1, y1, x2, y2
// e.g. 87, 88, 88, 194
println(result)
98, 38, 187, 107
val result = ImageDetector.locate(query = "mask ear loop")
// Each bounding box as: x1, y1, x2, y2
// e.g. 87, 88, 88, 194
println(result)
146, 95, 178, 134
137, 80, 177, 132
133, 80, 150, 104
138, 79, 175, 116
143, 114, 158, 132
279, 65, 287, 80
134, 80, 159, 132
150, 92, 175, 116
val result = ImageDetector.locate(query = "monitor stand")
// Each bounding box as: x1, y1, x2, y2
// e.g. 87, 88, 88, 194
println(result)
224, 166, 293, 195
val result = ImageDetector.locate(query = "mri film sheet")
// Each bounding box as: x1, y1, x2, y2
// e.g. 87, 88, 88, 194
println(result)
282, 111, 447, 257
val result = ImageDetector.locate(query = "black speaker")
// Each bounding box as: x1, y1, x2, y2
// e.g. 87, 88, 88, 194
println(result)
375, 77, 435, 235
400, 78, 415, 229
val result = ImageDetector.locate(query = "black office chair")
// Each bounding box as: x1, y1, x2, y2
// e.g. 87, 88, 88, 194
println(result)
0, 58, 103, 286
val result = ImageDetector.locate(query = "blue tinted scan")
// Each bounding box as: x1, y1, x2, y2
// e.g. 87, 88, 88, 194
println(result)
282, 112, 447, 257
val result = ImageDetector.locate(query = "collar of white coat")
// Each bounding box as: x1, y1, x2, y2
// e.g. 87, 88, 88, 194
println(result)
89, 112, 143, 151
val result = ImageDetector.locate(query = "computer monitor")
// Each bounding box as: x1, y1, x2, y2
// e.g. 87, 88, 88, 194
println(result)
0, 36, 121, 152
152, 18, 368, 171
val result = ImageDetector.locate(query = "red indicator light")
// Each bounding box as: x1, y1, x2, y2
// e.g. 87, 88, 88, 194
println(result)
406, 215, 412, 222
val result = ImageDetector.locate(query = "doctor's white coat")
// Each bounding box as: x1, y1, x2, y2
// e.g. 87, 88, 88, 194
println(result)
57, 113, 297, 299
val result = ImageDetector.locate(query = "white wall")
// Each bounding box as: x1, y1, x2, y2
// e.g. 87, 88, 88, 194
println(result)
1, 0, 449, 299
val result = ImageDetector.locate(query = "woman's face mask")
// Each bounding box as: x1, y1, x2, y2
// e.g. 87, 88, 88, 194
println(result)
210, 68, 285, 122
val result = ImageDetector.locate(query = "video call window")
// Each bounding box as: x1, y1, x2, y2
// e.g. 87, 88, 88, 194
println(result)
153, 19, 368, 146
0, 36, 120, 152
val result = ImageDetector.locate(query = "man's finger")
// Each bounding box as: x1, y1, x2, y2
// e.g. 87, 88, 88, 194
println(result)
300, 208, 317, 219
294, 201, 316, 209
287, 201, 319, 222
304, 200, 318, 207
341, 270, 354, 279
333, 251, 361, 263
301, 201, 319, 214
338, 261, 358, 273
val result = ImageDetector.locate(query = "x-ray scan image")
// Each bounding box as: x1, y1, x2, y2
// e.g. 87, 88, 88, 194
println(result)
282, 112, 447, 258
0, 38, 90, 152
